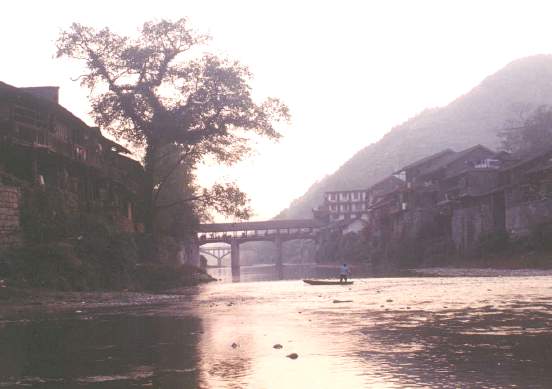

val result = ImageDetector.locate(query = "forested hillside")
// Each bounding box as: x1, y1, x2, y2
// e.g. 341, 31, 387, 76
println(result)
277, 55, 552, 219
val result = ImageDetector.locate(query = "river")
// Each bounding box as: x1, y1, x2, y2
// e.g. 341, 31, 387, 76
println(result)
1, 265, 552, 388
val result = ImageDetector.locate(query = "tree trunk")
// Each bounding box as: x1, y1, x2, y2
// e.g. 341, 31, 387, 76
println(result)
143, 141, 157, 234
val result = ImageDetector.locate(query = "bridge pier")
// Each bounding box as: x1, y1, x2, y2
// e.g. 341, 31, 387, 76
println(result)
275, 235, 284, 278
196, 219, 323, 275
188, 239, 201, 267
230, 239, 240, 270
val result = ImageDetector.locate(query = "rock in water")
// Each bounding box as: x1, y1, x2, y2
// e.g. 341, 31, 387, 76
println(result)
332, 299, 353, 303
231, 342, 238, 349
286, 353, 299, 359
273, 344, 283, 349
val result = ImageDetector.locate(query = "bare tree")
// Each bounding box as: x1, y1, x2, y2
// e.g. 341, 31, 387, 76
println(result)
57, 19, 289, 233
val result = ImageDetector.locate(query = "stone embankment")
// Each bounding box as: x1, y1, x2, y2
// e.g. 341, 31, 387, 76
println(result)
0, 185, 20, 246
410, 267, 552, 277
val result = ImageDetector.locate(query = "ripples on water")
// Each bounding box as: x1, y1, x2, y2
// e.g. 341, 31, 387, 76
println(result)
1, 269, 552, 388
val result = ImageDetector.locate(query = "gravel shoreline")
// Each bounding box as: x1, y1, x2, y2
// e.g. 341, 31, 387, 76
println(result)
0, 287, 201, 320
409, 267, 552, 277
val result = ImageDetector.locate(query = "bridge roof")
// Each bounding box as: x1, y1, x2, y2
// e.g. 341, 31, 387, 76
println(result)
198, 219, 324, 233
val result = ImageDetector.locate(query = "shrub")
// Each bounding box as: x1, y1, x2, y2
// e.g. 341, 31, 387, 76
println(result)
529, 223, 552, 250
1, 243, 89, 290
20, 187, 77, 243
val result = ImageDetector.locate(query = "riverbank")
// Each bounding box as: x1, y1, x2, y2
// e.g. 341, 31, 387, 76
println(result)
0, 237, 216, 292
407, 267, 552, 277
3, 261, 552, 320
405, 248, 552, 277
0, 283, 207, 320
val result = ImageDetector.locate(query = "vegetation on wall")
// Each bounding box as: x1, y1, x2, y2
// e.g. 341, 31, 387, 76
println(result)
19, 186, 76, 244
0, 185, 212, 291
315, 231, 371, 264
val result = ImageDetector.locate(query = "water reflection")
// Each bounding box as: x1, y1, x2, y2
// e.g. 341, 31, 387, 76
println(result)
1, 275, 552, 388
0, 313, 202, 388
210, 263, 365, 283
193, 276, 552, 388
355, 305, 552, 388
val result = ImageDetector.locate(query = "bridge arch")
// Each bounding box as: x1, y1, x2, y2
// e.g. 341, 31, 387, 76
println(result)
194, 219, 324, 271
199, 246, 231, 267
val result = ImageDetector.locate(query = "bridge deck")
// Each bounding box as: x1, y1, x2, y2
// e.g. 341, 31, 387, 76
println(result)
198, 219, 324, 233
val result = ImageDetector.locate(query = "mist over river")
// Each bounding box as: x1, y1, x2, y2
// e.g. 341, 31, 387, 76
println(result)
1, 266, 552, 388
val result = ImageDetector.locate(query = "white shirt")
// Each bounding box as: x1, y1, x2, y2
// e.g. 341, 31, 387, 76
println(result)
339, 265, 349, 275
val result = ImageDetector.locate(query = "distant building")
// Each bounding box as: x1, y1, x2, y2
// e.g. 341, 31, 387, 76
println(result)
312, 143, 552, 266
341, 218, 367, 235
366, 176, 405, 207
500, 147, 552, 237
358, 145, 517, 259
321, 189, 368, 221
393, 148, 456, 187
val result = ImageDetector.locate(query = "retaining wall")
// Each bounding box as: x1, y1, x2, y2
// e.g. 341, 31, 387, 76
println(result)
0, 185, 21, 247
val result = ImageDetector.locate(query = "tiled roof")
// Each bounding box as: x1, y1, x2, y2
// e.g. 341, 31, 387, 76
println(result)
394, 148, 455, 174
500, 147, 552, 172
419, 144, 494, 178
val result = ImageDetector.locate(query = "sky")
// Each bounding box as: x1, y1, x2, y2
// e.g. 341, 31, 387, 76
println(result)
3, 0, 552, 220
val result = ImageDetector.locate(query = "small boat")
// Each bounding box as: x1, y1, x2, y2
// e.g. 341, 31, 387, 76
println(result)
303, 279, 353, 286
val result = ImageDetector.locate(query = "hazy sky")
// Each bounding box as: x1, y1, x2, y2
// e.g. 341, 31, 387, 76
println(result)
3, 1, 552, 220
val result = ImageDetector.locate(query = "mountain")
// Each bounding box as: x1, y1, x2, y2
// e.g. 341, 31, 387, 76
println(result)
277, 55, 552, 219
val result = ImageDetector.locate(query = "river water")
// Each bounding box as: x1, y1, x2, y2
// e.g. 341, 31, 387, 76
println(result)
1, 265, 552, 388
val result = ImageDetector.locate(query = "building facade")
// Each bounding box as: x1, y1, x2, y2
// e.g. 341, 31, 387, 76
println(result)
321, 189, 369, 221
0, 81, 144, 236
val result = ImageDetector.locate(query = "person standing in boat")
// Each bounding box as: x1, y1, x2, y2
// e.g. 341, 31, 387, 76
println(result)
339, 263, 350, 283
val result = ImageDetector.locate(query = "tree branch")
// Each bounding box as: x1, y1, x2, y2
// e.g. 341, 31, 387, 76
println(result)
84, 43, 148, 132
155, 194, 206, 210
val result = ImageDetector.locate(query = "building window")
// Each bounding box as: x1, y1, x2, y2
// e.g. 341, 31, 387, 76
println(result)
36, 131, 46, 146
75, 146, 87, 161
54, 121, 70, 141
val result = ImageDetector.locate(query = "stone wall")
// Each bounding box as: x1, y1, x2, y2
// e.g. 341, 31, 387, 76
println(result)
451, 199, 494, 254
506, 198, 552, 237
0, 185, 21, 246
390, 208, 442, 241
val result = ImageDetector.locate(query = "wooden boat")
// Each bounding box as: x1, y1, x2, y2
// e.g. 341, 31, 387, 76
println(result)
303, 279, 353, 285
